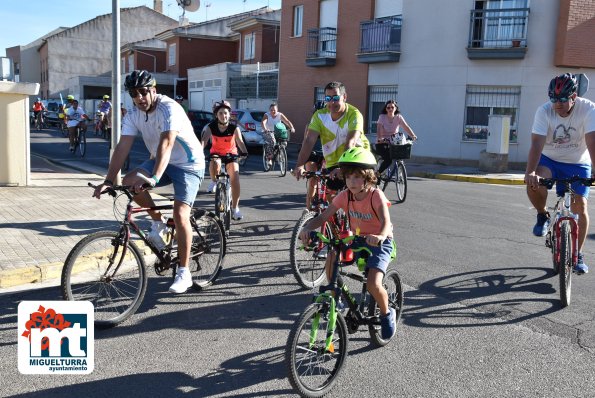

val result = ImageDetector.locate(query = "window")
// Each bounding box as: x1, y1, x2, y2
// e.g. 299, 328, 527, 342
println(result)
464, 85, 520, 142
244, 33, 255, 60
367, 86, 399, 143
168, 43, 176, 66
293, 5, 303, 37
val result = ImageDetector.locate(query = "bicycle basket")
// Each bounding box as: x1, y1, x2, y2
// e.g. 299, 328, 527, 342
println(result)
274, 130, 289, 141
389, 143, 412, 160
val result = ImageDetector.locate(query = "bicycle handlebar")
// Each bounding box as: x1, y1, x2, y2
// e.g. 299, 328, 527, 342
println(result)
207, 153, 248, 161
88, 181, 153, 199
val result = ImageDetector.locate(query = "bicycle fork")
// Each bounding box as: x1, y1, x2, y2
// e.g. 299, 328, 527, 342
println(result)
310, 293, 338, 353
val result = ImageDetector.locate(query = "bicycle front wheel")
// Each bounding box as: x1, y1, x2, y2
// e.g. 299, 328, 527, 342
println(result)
78, 130, 87, 157
61, 231, 147, 328
289, 211, 329, 289
278, 145, 287, 177
189, 211, 225, 290
286, 302, 348, 398
395, 162, 407, 203
262, 145, 271, 171
367, 269, 404, 347
559, 221, 573, 307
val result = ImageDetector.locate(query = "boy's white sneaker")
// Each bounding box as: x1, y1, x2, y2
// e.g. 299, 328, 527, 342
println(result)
169, 267, 193, 293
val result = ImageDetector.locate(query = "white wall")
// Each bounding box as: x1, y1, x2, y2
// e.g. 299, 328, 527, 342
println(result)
375, 0, 402, 17
367, 0, 595, 164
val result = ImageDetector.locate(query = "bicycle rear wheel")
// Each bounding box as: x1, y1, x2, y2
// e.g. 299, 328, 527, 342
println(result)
286, 302, 348, 398
278, 145, 287, 177
395, 162, 407, 203
367, 269, 404, 347
559, 221, 573, 307
290, 211, 330, 289
189, 211, 226, 290
78, 129, 87, 157
61, 231, 147, 328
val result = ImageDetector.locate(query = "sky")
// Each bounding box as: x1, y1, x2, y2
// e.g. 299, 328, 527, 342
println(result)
0, 0, 281, 57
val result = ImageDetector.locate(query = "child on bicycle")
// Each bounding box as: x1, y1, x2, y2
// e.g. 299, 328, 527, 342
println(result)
299, 147, 397, 340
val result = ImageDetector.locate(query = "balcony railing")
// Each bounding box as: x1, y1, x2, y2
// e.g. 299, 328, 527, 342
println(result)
357, 15, 402, 63
467, 7, 529, 59
306, 27, 337, 67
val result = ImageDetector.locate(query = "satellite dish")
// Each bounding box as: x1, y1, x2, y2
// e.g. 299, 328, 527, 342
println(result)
177, 0, 200, 12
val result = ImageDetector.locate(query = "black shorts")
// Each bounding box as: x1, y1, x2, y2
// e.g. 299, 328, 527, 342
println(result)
323, 166, 346, 192
307, 151, 324, 168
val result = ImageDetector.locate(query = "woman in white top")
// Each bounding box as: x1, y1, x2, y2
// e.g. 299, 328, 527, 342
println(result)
376, 99, 417, 174
261, 103, 295, 165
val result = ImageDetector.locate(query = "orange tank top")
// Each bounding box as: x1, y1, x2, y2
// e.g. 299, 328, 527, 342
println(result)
208, 121, 238, 155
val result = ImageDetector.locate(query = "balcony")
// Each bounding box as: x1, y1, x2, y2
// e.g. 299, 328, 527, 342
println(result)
357, 15, 402, 64
466, 8, 529, 60
306, 27, 337, 67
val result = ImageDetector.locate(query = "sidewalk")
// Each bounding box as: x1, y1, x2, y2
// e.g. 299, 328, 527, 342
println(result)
0, 154, 524, 293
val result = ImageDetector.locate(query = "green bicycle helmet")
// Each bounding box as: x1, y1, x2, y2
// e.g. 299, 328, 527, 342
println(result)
337, 147, 376, 169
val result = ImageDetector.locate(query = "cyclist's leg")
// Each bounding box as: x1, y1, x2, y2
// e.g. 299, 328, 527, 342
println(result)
376, 143, 391, 174
364, 240, 393, 315
124, 160, 164, 221
264, 131, 275, 159
209, 157, 221, 183
226, 160, 241, 209
527, 155, 553, 214
564, 162, 591, 251
304, 160, 318, 210
67, 126, 77, 149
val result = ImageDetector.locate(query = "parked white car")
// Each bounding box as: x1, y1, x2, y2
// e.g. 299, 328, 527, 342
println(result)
232, 109, 266, 147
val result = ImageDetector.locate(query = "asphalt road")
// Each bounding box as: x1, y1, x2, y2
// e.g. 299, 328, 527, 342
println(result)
2, 128, 595, 397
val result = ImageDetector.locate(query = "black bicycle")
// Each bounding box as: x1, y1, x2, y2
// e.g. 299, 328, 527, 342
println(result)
210, 153, 247, 235
286, 232, 403, 397
262, 131, 288, 176
378, 139, 413, 204
61, 183, 226, 328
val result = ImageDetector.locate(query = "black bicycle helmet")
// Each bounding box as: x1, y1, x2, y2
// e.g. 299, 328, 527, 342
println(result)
548, 73, 578, 99
124, 70, 156, 91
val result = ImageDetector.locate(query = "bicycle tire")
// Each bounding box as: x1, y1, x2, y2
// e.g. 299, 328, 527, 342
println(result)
550, 224, 560, 275
215, 182, 225, 221
78, 129, 86, 157
286, 302, 348, 398
61, 230, 148, 328
367, 269, 404, 347
380, 164, 393, 192
279, 145, 287, 177
262, 144, 272, 172
188, 211, 225, 290
224, 185, 232, 231
289, 211, 329, 289
559, 221, 572, 307
395, 162, 407, 203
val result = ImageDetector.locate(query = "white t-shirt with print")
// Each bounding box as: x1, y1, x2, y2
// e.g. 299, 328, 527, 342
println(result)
122, 94, 204, 170
532, 97, 595, 164
65, 106, 86, 128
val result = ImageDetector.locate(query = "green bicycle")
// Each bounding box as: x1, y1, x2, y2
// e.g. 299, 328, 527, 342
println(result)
286, 232, 403, 397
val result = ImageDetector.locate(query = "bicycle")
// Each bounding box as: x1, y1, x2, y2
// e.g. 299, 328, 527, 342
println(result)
262, 131, 288, 176
94, 111, 109, 139
210, 153, 247, 235
290, 170, 347, 289
539, 176, 594, 307
61, 182, 226, 328
71, 123, 87, 157
286, 231, 403, 397
377, 138, 413, 204
34, 111, 47, 131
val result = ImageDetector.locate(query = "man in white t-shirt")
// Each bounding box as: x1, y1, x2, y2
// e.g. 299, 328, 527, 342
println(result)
525, 73, 595, 274
64, 100, 88, 152
93, 70, 205, 293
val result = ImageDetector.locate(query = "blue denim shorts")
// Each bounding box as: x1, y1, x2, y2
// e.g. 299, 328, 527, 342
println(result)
354, 238, 394, 274
137, 160, 204, 206
539, 155, 591, 198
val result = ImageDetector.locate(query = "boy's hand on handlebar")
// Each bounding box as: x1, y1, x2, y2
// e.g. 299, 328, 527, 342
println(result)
366, 234, 384, 247
294, 165, 305, 181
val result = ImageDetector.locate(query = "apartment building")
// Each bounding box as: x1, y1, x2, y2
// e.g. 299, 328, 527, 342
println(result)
278, 0, 595, 165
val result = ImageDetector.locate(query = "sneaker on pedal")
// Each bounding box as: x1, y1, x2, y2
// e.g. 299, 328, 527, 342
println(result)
232, 208, 243, 220
147, 220, 168, 251
207, 181, 217, 193
380, 308, 396, 340
574, 252, 589, 274
169, 267, 193, 293
532, 212, 550, 237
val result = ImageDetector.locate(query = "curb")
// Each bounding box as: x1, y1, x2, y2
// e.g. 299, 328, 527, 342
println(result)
410, 171, 525, 186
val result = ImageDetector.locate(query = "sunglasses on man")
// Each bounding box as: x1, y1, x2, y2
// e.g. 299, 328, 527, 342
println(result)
549, 96, 571, 104
324, 95, 342, 103
128, 88, 151, 98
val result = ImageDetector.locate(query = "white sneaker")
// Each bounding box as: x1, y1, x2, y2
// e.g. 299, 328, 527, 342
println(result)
207, 181, 217, 193
147, 220, 168, 250
232, 208, 243, 220
169, 267, 193, 293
